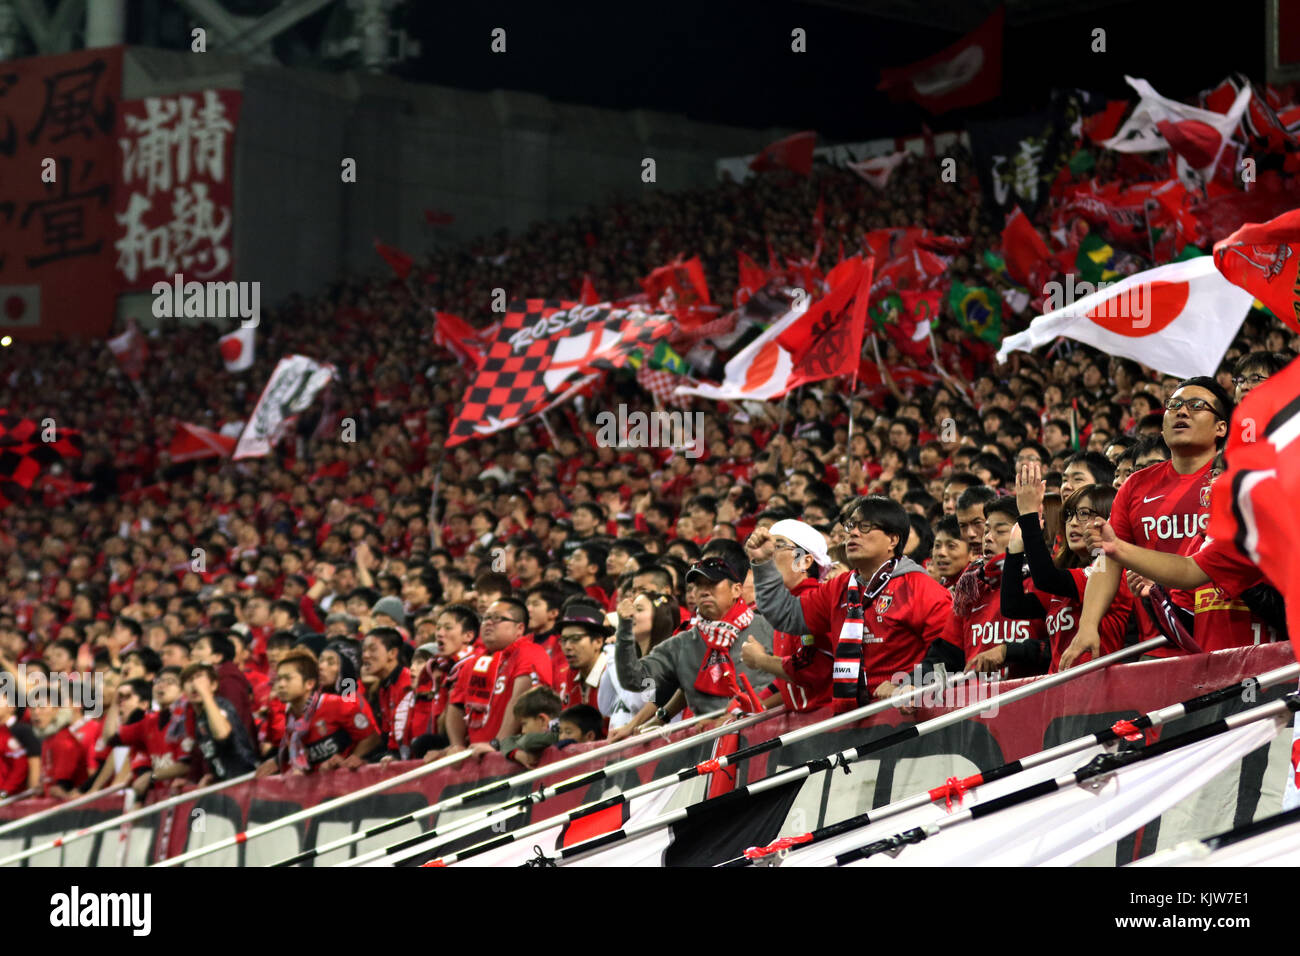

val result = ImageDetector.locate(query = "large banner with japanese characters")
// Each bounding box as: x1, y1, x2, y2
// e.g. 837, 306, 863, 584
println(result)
0, 46, 122, 340
114, 89, 240, 291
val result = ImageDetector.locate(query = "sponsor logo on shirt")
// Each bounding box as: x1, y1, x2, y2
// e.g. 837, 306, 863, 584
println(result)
1139, 513, 1209, 541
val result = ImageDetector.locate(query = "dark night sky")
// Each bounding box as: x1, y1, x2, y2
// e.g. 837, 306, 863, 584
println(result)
388, 0, 1267, 142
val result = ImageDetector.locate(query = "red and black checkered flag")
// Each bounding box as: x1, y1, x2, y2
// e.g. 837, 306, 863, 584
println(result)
448, 300, 675, 446
0, 414, 85, 508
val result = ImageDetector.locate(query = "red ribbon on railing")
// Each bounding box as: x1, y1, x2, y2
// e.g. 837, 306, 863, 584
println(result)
695, 759, 722, 775
928, 775, 970, 811
1110, 719, 1143, 742
743, 832, 814, 859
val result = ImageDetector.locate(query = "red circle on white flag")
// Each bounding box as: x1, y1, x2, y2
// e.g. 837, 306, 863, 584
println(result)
220, 337, 243, 362
1085, 281, 1189, 337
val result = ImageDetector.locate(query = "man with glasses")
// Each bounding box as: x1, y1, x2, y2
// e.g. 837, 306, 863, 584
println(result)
748, 496, 957, 714
450, 596, 552, 756
1063, 377, 1233, 669
1230, 351, 1290, 403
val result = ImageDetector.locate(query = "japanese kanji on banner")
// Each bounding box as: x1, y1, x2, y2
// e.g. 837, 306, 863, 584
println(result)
114, 89, 241, 290
0, 47, 122, 340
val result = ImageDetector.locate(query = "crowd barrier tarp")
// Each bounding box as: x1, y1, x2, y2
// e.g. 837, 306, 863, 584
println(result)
0, 643, 1292, 867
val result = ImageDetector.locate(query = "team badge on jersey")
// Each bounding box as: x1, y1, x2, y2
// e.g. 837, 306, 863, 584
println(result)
315, 720, 327, 735
354, 713, 369, 730
1200, 483, 1211, 507
874, 595, 893, 614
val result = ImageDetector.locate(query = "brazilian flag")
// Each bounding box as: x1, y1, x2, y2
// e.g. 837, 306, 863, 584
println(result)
629, 340, 689, 374
1076, 233, 1120, 285
868, 291, 905, 333
982, 250, 1027, 292
948, 281, 1002, 344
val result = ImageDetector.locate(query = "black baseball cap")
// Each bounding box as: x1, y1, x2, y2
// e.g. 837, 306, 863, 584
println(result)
558, 604, 613, 637
686, 555, 745, 585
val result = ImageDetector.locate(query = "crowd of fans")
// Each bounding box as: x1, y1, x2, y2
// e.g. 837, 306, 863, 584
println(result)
1, 110, 1297, 804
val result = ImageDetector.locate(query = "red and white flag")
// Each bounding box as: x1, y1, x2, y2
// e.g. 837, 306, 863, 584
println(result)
847, 151, 908, 189
877, 6, 1003, 114
218, 325, 255, 372
432, 311, 487, 368
167, 421, 238, 462
997, 256, 1254, 378
1212, 208, 1300, 335
1103, 76, 1251, 188
107, 319, 147, 381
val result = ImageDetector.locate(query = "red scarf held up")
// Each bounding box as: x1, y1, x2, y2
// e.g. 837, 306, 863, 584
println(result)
280, 689, 323, 772
693, 600, 755, 699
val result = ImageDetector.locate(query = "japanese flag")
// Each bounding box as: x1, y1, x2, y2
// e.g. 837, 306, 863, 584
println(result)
218, 325, 255, 372
0, 285, 40, 328
996, 256, 1253, 378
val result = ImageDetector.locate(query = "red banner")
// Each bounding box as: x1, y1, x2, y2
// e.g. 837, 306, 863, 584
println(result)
0, 644, 1292, 866
114, 89, 241, 291
0, 47, 122, 340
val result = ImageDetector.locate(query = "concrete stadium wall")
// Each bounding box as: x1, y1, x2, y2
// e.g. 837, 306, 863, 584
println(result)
119, 47, 781, 313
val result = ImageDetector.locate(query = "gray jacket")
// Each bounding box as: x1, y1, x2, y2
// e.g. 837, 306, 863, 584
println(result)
614, 610, 775, 715
751, 556, 930, 637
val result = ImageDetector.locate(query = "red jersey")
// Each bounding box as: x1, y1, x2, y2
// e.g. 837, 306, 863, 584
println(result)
771, 578, 831, 713
69, 716, 102, 777
943, 562, 1049, 680
41, 726, 88, 791
1109, 459, 1214, 655
1042, 567, 1133, 672
115, 708, 193, 775
530, 632, 567, 682
279, 692, 378, 770
476, 638, 553, 744
1190, 535, 1279, 652
556, 653, 607, 712
792, 563, 954, 696
0, 718, 39, 795
373, 666, 413, 752
451, 651, 498, 742
259, 696, 286, 750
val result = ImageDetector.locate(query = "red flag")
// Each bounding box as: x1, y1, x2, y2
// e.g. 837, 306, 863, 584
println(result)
1085, 100, 1130, 143
374, 239, 413, 279
432, 311, 487, 368
1212, 209, 1300, 334
1206, 356, 1300, 649
580, 274, 600, 306
777, 257, 874, 392
877, 6, 1003, 114
749, 131, 816, 177
736, 252, 767, 307
641, 256, 711, 309
1001, 206, 1053, 288
218, 325, 255, 372
167, 422, 237, 463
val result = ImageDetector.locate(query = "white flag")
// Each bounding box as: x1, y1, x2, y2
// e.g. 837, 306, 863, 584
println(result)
234, 355, 336, 460
1103, 76, 1251, 187
996, 256, 1253, 378
847, 151, 908, 190
848, 715, 1282, 868
218, 325, 255, 372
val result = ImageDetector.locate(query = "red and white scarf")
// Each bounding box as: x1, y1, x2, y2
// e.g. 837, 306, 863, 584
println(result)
280, 690, 323, 772
832, 560, 896, 712
694, 600, 755, 699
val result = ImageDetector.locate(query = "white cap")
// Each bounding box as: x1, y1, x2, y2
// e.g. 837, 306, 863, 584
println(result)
768, 519, 832, 572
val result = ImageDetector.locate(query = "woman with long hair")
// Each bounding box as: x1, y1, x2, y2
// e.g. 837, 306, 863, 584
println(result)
1000, 462, 1133, 672
600, 590, 681, 739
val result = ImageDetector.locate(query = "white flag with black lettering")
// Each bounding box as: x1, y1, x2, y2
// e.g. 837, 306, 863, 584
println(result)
234, 355, 336, 460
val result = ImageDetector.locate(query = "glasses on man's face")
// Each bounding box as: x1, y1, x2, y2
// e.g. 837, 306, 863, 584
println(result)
482, 614, 522, 625
1232, 373, 1268, 388
841, 520, 883, 535
1064, 508, 1099, 524
1015, 454, 1042, 464
1165, 397, 1220, 416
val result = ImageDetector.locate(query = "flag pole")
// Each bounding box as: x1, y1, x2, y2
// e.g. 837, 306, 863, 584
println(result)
150, 751, 475, 867
268, 702, 736, 867
543, 635, 1182, 867
833, 694, 1297, 867
731, 659, 1300, 866
335, 704, 786, 869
